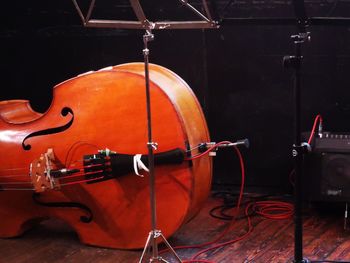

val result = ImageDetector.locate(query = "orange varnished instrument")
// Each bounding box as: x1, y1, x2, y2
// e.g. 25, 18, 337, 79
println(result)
0, 63, 212, 249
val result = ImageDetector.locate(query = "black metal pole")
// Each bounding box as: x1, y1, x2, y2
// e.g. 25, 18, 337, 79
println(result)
284, 32, 310, 263
142, 29, 159, 259
284, 2, 310, 261
139, 29, 182, 263
293, 36, 304, 263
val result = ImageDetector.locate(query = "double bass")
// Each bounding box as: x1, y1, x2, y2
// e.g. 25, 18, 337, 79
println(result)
0, 63, 212, 249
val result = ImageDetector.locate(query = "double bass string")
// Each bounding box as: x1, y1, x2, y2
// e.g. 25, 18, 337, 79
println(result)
0, 143, 196, 187
0, 167, 28, 172
0, 187, 35, 191
0, 167, 30, 178
59, 176, 105, 186
0, 174, 30, 178
0, 159, 104, 178
0, 173, 32, 184
0, 163, 106, 190
0, 179, 35, 191
0, 181, 32, 185
0, 137, 143, 191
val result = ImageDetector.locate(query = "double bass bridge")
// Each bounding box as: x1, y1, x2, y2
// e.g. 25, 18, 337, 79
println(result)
30, 148, 61, 192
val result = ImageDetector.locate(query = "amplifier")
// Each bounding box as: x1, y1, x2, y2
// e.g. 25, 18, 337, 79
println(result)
304, 132, 350, 202
313, 132, 350, 153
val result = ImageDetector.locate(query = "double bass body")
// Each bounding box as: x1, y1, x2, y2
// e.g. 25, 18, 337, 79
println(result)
0, 63, 212, 249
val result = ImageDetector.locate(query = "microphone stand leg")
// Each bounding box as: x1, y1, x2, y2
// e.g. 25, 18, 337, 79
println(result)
139, 230, 182, 263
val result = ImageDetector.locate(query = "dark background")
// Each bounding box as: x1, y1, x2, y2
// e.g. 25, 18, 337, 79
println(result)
1, 0, 350, 193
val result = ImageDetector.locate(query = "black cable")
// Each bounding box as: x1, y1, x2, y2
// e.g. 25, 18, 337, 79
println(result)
209, 192, 281, 220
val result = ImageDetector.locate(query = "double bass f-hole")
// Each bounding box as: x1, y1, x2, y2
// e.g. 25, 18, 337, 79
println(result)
22, 107, 74, 150
0, 63, 212, 249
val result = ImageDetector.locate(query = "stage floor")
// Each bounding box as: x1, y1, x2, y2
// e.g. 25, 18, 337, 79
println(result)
1, 194, 350, 263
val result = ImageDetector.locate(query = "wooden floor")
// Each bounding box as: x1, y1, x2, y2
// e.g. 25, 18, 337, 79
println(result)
1, 194, 350, 263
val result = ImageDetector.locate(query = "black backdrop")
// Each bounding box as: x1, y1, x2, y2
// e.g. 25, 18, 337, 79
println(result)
1, 0, 350, 193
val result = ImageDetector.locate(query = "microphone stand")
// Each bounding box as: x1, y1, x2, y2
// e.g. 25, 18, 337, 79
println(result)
138, 26, 182, 263
70, 1, 218, 261
283, 16, 311, 263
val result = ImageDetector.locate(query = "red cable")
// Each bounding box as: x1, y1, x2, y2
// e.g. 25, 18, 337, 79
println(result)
160, 142, 293, 262
307, 114, 323, 145
185, 141, 233, 161
290, 114, 323, 185
190, 202, 253, 261
252, 201, 293, 220
160, 143, 245, 263
191, 200, 293, 261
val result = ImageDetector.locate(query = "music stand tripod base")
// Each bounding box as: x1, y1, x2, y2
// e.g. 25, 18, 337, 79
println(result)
139, 230, 182, 263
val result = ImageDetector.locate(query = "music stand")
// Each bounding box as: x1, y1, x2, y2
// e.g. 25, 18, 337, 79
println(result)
71, 1, 218, 262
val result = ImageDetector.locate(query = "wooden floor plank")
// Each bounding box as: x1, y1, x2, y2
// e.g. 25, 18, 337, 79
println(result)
326, 239, 350, 261
243, 220, 294, 263
1, 196, 350, 262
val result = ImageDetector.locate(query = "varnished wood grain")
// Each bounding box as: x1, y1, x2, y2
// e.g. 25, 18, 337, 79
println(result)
0, 63, 212, 249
